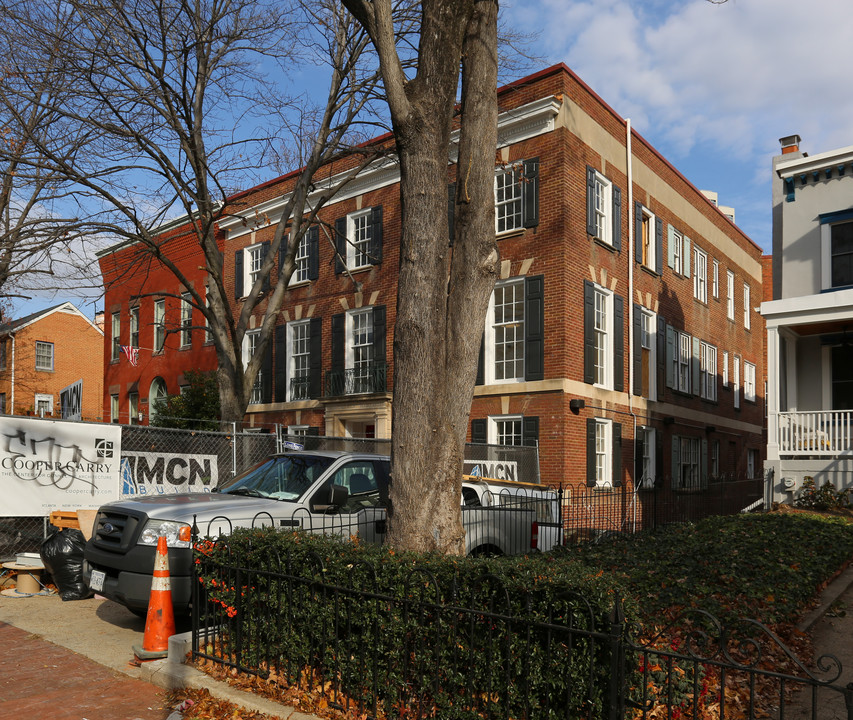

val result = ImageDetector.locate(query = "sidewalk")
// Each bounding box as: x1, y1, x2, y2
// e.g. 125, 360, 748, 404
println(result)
0, 593, 319, 720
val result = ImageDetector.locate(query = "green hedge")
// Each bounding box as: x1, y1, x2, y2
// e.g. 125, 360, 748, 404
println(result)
196, 529, 633, 720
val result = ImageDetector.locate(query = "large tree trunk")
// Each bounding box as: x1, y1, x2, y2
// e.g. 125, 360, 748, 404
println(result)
387, 0, 499, 554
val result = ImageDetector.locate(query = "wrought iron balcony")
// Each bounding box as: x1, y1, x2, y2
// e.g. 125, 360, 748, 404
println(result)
325, 362, 387, 397
289, 375, 310, 401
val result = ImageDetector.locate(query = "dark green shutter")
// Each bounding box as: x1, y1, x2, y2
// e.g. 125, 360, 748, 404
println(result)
524, 275, 544, 381
655, 218, 664, 275
261, 241, 270, 292
633, 304, 643, 396
471, 418, 487, 444
373, 305, 386, 364
665, 325, 675, 389
612, 186, 622, 251
308, 227, 319, 281
274, 324, 287, 403
234, 250, 243, 299
657, 315, 666, 396
277, 233, 286, 277
613, 422, 622, 487
331, 313, 345, 371
586, 166, 596, 237
522, 416, 539, 446
370, 206, 383, 264
522, 157, 539, 228
308, 426, 320, 435
614, 293, 624, 392
261, 336, 272, 403
309, 317, 322, 398
634, 201, 643, 263
583, 280, 595, 384
586, 418, 597, 487
334, 217, 346, 274
692, 336, 700, 396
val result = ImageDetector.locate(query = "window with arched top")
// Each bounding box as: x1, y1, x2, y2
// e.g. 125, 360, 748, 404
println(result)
149, 377, 168, 421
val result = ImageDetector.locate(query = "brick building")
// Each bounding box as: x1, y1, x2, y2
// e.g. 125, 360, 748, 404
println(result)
0, 302, 104, 421
99, 64, 766, 489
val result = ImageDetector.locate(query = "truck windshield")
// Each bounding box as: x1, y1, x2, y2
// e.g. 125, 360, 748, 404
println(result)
217, 455, 334, 501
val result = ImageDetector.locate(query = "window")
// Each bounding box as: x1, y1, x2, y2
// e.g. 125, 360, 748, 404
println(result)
727, 270, 735, 321
693, 246, 707, 302
585, 281, 623, 391
349, 309, 374, 393
247, 243, 264, 287
334, 208, 382, 273
675, 436, 703, 490
489, 279, 525, 383
234, 241, 270, 298
700, 341, 717, 401
111, 312, 120, 360
594, 419, 611, 487
722, 351, 729, 387
712, 260, 719, 299
495, 165, 523, 234
245, 330, 263, 405
637, 308, 657, 400
734, 355, 741, 409
678, 332, 691, 393
640, 208, 656, 269
129, 392, 139, 425
831, 345, 853, 409
153, 299, 165, 352
35, 393, 53, 416
591, 171, 611, 243
744, 361, 756, 402
491, 416, 522, 446
350, 210, 373, 269
180, 293, 192, 347
330, 306, 387, 396
711, 440, 720, 478
292, 233, 310, 284
129, 306, 139, 348
288, 320, 311, 401
35, 341, 54, 371
743, 283, 751, 330
667, 225, 691, 277
637, 426, 656, 488
110, 394, 119, 423
288, 425, 309, 438
829, 220, 853, 288
747, 449, 759, 479
149, 377, 167, 421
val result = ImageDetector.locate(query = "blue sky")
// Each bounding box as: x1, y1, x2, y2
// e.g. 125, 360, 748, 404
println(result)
503, 0, 853, 253
12, 0, 853, 320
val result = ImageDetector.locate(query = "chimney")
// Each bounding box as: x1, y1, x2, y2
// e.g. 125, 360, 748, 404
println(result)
779, 135, 801, 155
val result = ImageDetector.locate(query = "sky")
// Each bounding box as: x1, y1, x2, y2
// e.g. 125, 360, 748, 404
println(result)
11, 0, 853, 321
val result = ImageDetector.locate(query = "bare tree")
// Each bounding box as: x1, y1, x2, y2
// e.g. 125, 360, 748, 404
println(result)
340, 0, 500, 554
5, 0, 388, 420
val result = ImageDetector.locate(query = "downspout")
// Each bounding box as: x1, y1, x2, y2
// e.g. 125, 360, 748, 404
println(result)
626, 119, 639, 534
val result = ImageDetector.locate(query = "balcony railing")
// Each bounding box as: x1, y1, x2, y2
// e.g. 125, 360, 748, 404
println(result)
289, 375, 310, 401
777, 410, 853, 456
325, 361, 387, 397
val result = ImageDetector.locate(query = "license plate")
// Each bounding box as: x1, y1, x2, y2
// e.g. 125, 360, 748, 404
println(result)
90, 569, 105, 592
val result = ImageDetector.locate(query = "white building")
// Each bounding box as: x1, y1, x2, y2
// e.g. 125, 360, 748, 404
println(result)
762, 135, 853, 501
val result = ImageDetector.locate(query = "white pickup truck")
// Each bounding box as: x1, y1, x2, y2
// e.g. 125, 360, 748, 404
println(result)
83, 450, 560, 614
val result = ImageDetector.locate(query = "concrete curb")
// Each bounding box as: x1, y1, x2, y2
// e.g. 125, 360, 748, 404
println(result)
796, 564, 853, 633
138, 631, 321, 720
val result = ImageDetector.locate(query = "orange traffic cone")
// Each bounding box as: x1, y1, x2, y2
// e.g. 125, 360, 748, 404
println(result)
132, 534, 176, 661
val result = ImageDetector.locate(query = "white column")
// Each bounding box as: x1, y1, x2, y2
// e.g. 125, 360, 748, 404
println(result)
766, 326, 780, 461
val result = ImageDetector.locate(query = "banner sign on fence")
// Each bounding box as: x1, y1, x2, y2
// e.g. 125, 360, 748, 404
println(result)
120, 451, 218, 496
0, 416, 122, 515
59, 379, 83, 421
463, 460, 520, 482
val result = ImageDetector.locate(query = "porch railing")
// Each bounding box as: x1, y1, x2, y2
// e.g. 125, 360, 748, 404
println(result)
325, 361, 387, 397
777, 410, 853, 456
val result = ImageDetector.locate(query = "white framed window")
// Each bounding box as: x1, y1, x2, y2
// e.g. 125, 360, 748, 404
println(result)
288, 425, 310, 437
640, 209, 656, 269
111, 312, 120, 360
495, 165, 524, 234
592, 285, 614, 388
712, 260, 719, 299
693, 246, 707, 302
700, 341, 717, 401
821, 219, 853, 290
591, 171, 613, 244
348, 209, 373, 270
35, 393, 53, 416
743, 283, 751, 330
722, 351, 729, 388
734, 355, 741, 409
638, 426, 656, 488
676, 436, 702, 490
35, 341, 54, 371
247, 242, 264, 288
744, 361, 756, 402
129, 306, 139, 347
678, 332, 691, 393
594, 418, 612, 488
711, 440, 720, 478
287, 320, 311, 401
747, 449, 759, 479
672, 229, 684, 275
291, 233, 310, 284
488, 415, 523, 446
485, 278, 526, 384
244, 329, 263, 405
180, 293, 192, 347
727, 270, 735, 321
153, 299, 165, 352
110, 394, 119, 423
129, 392, 139, 425
347, 308, 375, 392
640, 308, 657, 400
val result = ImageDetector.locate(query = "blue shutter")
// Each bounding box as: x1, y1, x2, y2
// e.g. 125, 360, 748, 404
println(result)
667, 225, 675, 269
683, 236, 692, 277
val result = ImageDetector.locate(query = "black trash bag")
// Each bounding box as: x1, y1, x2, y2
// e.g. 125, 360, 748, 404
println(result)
40, 528, 92, 601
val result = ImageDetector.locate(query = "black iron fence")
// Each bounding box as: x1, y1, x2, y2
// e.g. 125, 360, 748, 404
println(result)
192, 544, 853, 720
